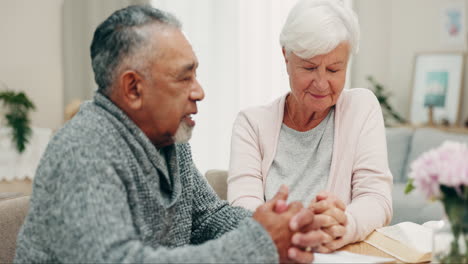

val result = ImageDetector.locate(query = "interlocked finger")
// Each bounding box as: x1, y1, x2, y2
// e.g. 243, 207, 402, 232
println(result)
323, 237, 346, 251
322, 224, 346, 239
326, 207, 347, 225
289, 208, 314, 231
315, 245, 333, 254
291, 229, 332, 249
288, 247, 314, 264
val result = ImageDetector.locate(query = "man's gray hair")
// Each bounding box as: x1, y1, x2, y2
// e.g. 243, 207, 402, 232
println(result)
90, 5, 181, 95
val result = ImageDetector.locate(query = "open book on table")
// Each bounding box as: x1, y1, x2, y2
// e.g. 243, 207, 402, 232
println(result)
364, 221, 434, 263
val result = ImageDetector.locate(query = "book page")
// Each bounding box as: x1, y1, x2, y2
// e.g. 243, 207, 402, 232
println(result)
364, 222, 433, 263
376, 222, 432, 253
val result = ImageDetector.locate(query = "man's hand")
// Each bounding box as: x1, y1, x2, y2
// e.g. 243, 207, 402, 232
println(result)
308, 191, 347, 252
253, 185, 314, 263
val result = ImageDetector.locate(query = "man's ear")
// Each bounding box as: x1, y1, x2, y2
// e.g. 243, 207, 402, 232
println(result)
119, 70, 143, 110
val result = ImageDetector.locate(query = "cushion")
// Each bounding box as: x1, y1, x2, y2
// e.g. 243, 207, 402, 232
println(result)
205, 170, 228, 200
386, 127, 413, 182
0, 192, 23, 201
0, 179, 33, 195
406, 128, 468, 179
0, 195, 29, 263
391, 183, 444, 225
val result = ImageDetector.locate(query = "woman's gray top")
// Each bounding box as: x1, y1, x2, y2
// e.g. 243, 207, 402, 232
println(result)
265, 108, 335, 205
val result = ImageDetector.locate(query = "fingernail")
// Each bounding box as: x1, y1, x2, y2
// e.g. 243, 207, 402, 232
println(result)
288, 248, 296, 258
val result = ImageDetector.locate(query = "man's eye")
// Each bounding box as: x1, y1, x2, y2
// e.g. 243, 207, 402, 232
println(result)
182, 77, 192, 82
327, 69, 339, 73
305, 67, 317, 71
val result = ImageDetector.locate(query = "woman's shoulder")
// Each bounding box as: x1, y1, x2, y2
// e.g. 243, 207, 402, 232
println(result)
340, 88, 378, 102
338, 88, 380, 112
235, 95, 286, 124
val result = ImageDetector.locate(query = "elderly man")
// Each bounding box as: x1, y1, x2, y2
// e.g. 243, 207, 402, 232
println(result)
14, 5, 325, 263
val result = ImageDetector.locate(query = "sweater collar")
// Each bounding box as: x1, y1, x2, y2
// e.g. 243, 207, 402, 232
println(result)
92, 92, 179, 192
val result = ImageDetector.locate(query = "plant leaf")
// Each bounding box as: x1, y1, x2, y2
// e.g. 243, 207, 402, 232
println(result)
404, 178, 415, 194
0, 90, 35, 153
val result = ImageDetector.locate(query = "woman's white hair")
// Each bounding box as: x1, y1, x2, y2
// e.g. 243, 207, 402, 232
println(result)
280, 0, 360, 59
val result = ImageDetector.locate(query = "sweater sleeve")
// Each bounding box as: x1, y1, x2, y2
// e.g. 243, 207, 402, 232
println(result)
227, 112, 265, 211
189, 163, 261, 243
39, 151, 278, 263
340, 96, 393, 247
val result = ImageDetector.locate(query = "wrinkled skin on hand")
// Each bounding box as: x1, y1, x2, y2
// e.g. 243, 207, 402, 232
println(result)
308, 191, 347, 252
272, 190, 347, 254
253, 185, 315, 263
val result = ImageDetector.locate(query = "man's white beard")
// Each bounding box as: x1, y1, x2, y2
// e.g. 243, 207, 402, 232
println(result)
172, 120, 193, 143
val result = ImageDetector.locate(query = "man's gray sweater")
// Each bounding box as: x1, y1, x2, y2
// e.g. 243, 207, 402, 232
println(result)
14, 93, 277, 263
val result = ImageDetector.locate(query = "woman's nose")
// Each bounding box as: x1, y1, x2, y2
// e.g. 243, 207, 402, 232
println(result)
314, 75, 329, 92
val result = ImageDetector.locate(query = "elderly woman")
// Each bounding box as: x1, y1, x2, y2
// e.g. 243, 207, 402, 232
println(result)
228, 0, 392, 252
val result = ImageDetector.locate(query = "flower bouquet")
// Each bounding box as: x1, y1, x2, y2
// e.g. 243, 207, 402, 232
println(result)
405, 141, 468, 263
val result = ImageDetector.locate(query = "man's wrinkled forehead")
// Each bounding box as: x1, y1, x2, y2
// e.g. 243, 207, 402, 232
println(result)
147, 27, 198, 76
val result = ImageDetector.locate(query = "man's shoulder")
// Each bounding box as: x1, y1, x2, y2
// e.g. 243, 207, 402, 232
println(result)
43, 102, 123, 165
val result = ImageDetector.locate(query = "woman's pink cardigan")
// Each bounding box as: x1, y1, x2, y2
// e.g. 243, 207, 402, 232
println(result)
228, 88, 393, 247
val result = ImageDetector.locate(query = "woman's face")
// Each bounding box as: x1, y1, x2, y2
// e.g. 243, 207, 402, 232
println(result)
284, 42, 350, 114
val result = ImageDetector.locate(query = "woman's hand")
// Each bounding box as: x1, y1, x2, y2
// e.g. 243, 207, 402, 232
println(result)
273, 198, 333, 255
287, 208, 333, 254
308, 191, 347, 253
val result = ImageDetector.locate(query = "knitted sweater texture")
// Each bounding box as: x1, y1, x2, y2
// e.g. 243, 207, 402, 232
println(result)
14, 93, 277, 263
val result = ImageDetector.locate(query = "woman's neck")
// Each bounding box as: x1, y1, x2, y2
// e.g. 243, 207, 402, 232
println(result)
284, 94, 330, 132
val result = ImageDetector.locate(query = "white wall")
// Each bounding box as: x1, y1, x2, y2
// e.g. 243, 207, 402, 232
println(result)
63, 0, 148, 108
352, 0, 468, 126
0, 0, 64, 130
151, 0, 243, 174
151, 0, 298, 173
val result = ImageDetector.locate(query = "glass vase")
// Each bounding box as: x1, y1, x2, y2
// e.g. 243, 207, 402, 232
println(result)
433, 219, 467, 263
432, 187, 468, 263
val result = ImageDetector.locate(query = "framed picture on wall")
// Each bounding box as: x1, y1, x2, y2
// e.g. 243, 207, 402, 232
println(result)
410, 52, 465, 125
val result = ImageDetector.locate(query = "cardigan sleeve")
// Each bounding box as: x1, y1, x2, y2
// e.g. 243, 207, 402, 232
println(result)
227, 112, 265, 211
340, 94, 393, 247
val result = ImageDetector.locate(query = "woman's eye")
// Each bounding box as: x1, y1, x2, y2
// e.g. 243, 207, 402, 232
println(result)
305, 67, 317, 71
327, 69, 339, 73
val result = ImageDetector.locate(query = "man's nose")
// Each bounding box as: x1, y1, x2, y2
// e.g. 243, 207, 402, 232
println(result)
190, 79, 205, 101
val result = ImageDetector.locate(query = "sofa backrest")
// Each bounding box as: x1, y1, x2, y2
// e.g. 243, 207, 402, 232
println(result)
386, 127, 413, 183
406, 128, 468, 178
0, 195, 30, 264
205, 170, 228, 200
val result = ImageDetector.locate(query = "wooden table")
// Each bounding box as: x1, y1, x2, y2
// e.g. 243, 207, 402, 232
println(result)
340, 238, 431, 263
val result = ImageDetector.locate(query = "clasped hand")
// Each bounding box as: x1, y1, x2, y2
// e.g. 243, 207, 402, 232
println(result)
252, 186, 347, 263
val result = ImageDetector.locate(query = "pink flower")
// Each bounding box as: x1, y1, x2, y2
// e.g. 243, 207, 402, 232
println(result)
408, 141, 468, 200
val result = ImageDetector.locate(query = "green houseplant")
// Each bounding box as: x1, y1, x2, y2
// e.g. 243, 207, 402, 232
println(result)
367, 76, 406, 126
0, 89, 36, 153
